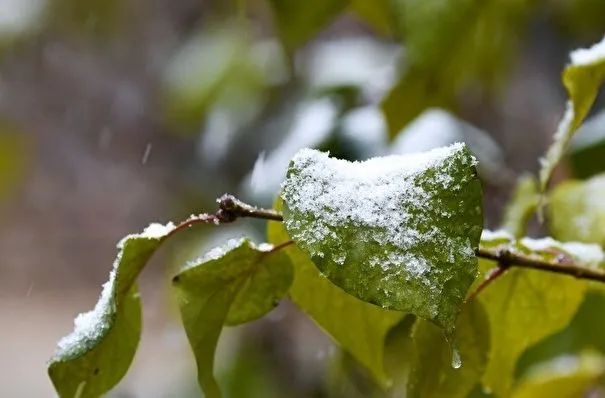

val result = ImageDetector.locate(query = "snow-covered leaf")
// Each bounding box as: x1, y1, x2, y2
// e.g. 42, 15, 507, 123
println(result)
267, 198, 404, 387
172, 238, 293, 398
281, 144, 483, 341
539, 36, 605, 192
548, 173, 605, 247
512, 353, 605, 398
48, 222, 175, 397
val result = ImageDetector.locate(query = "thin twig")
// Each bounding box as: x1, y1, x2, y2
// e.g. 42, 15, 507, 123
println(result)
466, 266, 509, 302
476, 247, 605, 283
172, 194, 605, 290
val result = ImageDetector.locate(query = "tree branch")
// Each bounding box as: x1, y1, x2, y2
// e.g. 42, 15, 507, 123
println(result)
175, 194, 605, 289
476, 247, 605, 283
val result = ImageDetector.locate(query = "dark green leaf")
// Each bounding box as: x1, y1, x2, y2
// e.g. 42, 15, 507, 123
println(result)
382, 0, 534, 136
281, 144, 483, 341
48, 223, 175, 397
407, 300, 490, 398
548, 174, 605, 246
268, 199, 404, 387
172, 238, 293, 398
539, 36, 605, 192
512, 353, 605, 398
268, 0, 348, 54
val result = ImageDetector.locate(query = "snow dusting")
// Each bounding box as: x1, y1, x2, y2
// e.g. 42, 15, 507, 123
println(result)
55, 222, 173, 358
481, 229, 604, 267
281, 143, 479, 305
481, 229, 514, 242
570, 36, 605, 66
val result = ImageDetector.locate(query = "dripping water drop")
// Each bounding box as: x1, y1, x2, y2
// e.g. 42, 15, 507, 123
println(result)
451, 348, 462, 369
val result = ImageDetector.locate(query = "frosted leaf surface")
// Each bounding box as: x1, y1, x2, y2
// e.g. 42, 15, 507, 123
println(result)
49, 222, 173, 397
281, 144, 483, 339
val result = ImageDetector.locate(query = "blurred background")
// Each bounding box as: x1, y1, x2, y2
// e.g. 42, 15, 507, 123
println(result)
2, 0, 605, 396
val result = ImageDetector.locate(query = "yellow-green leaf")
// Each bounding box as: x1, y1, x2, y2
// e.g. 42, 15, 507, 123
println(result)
512, 353, 605, 398
407, 300, 490, 398
501, 175, 539, 238
548, 173, 605, 246
539, 36, 605, 192
479, 256, 587, 397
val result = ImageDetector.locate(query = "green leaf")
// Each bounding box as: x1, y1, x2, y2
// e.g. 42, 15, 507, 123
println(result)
548, 174, 605, 246
478, 253, 587, 396
267, 199, 404, 387
268, 0, 348, 54
281, 144, 483, 340
501, 175, 539, 238
518, 288, 605, 375
407, 300, 490, 398
172, 238, 293, 398
48, 222, 175, 397
350, 0, 395, 35
382, 0, 534, 136
539, 36, 605, 192
512, 353, 605, 398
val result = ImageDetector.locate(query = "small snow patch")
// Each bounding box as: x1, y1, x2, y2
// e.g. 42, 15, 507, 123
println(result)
570, 36, 605, 66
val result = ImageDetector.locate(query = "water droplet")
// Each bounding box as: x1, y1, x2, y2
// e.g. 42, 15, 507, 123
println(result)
451, 348, 462, 369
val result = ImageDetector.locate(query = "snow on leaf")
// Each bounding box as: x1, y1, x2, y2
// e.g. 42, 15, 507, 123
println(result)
281, 144, 483, 341
172, 238, 293, 398
48, 222, 174, 398
539, 35, 605, 193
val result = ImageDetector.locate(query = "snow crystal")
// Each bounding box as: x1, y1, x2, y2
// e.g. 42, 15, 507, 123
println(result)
56, 268, 117, 357
199, 237, 246, 263
570, 36, 605, 66
481, 229, 514, 242
140, 222, 175, 239
281, 143, 475, 288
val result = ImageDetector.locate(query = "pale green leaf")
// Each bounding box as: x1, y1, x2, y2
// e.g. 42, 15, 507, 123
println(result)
172, 238, 293, 398
512, 353, 605, 398
407, 300, 490, 398
268, 0, 348, 54
501, 175, 539, 238
548, 173, 605, 246
48, 222, 175, 397
479, 252, 587, 397
281, 144, 483, 340
267, 199, 404, 387
382, 0, 534, 136
539, 35, 605, 192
